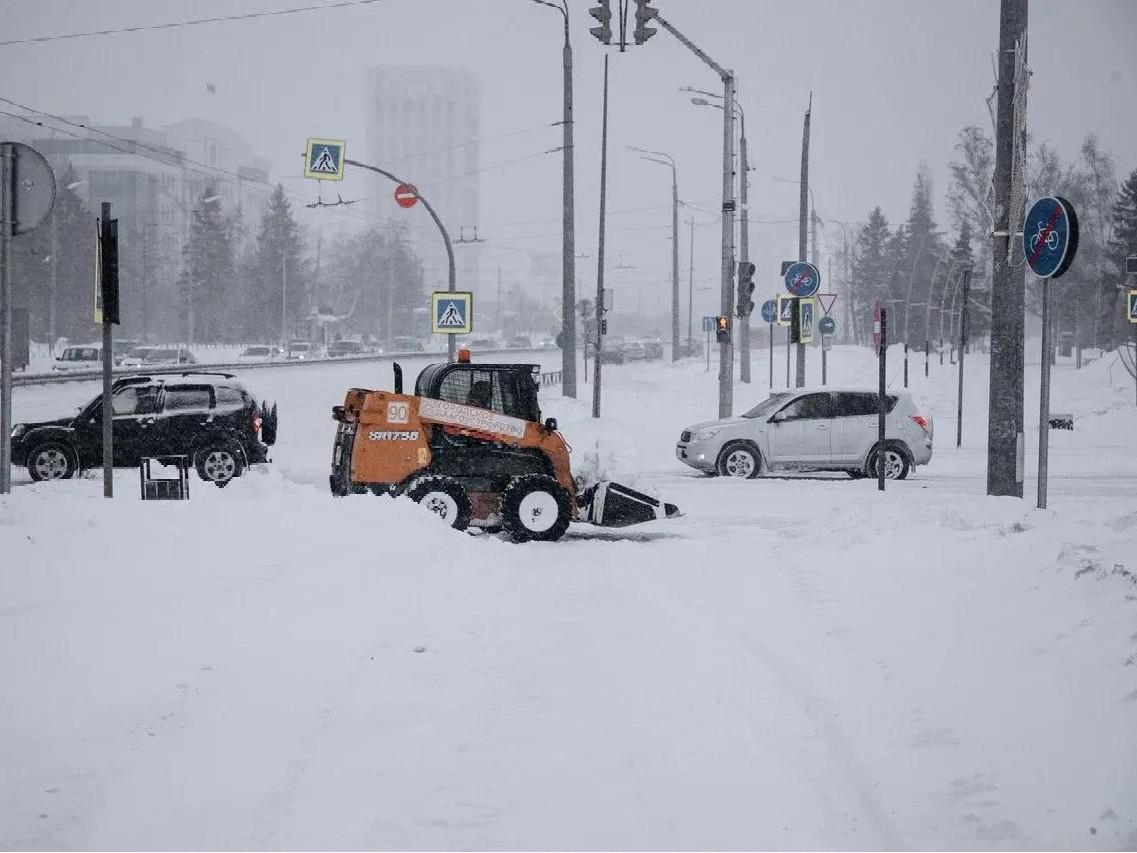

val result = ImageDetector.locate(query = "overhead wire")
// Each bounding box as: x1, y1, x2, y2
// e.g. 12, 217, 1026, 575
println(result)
0, 0, 386, 47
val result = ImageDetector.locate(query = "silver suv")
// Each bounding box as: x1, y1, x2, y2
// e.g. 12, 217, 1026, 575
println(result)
676, 387, 933, 480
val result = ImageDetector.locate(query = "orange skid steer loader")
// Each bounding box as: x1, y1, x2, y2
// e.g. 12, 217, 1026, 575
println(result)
329, 356, 679, 542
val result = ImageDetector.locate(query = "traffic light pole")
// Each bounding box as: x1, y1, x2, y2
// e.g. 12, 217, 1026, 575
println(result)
0, 143, 12, 494
654, 13, 735, 418
344, 158, 457, 363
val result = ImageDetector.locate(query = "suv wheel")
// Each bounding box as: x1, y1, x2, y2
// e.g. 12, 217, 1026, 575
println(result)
499, 474, 573, 542
27, 442, 77, 481
406, 475, 472, 530
195, 443, 244, 488
716, 441, 761, 479
866, 443, 911, 480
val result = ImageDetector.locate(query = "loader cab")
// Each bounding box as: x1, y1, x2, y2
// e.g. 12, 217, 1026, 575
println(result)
415, 363, 543, 424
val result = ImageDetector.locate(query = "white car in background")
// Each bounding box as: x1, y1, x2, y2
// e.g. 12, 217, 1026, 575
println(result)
286, 341, 322, 360
51, 345, 102, 372
119, 345, 161, 368
141, 347, 197, 367
676, 387, 933, 480
236, 345, 283, 363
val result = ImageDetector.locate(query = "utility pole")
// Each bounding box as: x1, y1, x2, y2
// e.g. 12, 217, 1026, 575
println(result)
0, 143, 12, 494
738, 114, 751, 382
48, 203, 58, 348
986, 0, 1028, 497
957, 267, 971, 448
654, 12, 735, 417
797, 96, 811, 388
629, 145, 679, 361
687, 216, 694, 346
592, 54, 610, 418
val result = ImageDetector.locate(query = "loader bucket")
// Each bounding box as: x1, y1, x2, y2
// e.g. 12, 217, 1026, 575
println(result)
583, 481, 681, 528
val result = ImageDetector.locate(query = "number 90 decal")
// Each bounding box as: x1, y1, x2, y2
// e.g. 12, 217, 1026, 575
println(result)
387, 401, 410, 424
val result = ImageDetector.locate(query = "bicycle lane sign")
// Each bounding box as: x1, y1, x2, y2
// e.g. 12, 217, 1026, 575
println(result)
1023, 196, 1078, 279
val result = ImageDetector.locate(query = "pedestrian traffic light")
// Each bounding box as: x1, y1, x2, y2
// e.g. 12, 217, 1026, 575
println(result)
715, 314, 730, 344
633, 0, 657, 45
601, 318, 608, 335
589, 0, 612, 45
735, 260, 755, 318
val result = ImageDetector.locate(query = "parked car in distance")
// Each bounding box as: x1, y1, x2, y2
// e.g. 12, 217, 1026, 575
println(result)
622, 340, 647, 361
506, 335, 532, 349
286, 341, 322, 360
598, 342, 626, 364
112, 340, 142, 366
466, 337, 499, 350
119, 346, 162, 368
236, 345, 282, 362
537, 336, 558, 350
676, 387, 933, 480
143, 347, 197, 366
10, 372, 278, 487
52, 345, 102, 372
386, 336, 425, 353
326, 340, 365, 358
642, 338, 665, 360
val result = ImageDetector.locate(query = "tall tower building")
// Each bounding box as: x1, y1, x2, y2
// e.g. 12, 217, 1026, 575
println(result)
366, 66, 481, 328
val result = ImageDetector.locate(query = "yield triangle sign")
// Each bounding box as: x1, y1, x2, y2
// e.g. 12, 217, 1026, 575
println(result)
817, 292, 838, 316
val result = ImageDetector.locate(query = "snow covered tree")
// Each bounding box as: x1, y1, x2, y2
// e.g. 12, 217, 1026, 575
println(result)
847, 207, 891, 341
178, 189, 235, 342
246, 184, 309, 343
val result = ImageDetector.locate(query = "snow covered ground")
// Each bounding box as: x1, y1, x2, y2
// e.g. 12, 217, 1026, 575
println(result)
2, 342, 1136, 850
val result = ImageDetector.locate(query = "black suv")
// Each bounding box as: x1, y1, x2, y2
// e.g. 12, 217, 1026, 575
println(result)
10, 373, 278, 487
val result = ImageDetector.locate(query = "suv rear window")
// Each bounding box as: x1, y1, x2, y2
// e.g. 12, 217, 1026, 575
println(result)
833, 392, 898, 417
163, 386, 211, 412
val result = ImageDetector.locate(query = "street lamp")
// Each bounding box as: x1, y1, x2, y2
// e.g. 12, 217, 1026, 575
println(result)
527, 0, 577, 398
687, 91, 753, 381
627, 145, 680, 361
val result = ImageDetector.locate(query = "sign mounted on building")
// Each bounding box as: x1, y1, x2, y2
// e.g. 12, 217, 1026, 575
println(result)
431, 291, 473, 334
303, 138, 346, 181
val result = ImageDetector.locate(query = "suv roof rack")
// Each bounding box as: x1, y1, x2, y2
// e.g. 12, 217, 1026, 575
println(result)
178, 371, 235, 379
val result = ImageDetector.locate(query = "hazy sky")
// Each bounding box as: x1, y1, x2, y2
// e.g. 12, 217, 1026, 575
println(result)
1, 0, 1134, 316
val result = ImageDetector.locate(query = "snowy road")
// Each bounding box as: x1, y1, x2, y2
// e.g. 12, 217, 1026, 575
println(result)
2, 344, 1136, 850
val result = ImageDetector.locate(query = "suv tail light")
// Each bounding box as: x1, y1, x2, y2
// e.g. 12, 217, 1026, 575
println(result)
253, 411, 263, 434
910, 414, 930, 432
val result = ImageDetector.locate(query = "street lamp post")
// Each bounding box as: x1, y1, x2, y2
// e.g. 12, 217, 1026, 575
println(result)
529, 0, 576, 397
628, 145, 679, 361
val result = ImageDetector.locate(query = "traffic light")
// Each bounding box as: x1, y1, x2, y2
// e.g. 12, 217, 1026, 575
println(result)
715, 314, 731, 344
589, 0, 612, 45
735, 260, 755, 318
633, 0, 657, 45
601, 318, 609, 335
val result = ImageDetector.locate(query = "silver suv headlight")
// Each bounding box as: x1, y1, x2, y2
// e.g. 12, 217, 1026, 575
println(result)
692, 427, 723, 441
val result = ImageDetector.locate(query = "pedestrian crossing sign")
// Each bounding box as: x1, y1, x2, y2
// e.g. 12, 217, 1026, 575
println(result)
303, 137, 345, 181
432, 291, 473, 334
1128, 289, 1137, 324
776, 293, 794, 327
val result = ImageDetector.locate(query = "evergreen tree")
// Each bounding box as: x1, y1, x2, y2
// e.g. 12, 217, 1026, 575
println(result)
898, 167, 944, 344
179, 188, 235, 342
848, 207, 891, 340
249, 184, 307, 343
1107, 168, 1137, 344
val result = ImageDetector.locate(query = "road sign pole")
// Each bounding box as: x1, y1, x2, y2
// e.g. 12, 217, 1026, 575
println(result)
822, 338, 827, 385
878, 307, 887, 492
1037, 274, 1052, 509
705, 326, 710, 372
957, 268, 971, 449
925, 339, 929, 377
768, 321, 773, 389
785, 324, 790, 388
0, 143, 12, 494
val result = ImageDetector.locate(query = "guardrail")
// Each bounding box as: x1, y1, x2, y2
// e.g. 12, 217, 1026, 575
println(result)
539, 370, 563, 387
11, 347, 561, 389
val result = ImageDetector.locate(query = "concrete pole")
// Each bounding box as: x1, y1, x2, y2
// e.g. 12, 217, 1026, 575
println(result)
718, 72, 736, 417
0, 143, 12, 494
592, 55, 609, 419
671, 164, 680, 361
986, 0, 1028, 497
560, 6, 577, 397
739, 113, 751, 382
687, 216, 694, 346
796, 98, 811, 388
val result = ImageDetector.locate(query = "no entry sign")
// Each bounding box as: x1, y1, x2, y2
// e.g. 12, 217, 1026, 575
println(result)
394, 183, 418, 209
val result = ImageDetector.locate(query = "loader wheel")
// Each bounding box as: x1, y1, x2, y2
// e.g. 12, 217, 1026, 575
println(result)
407, 475, 472, 531
499, 474, 573, 543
